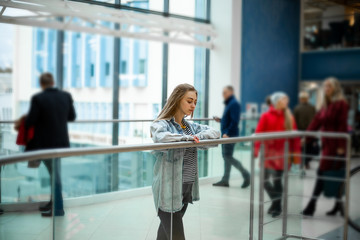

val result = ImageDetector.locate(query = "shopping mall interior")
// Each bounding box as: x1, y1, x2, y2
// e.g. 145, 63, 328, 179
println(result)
0, 0, 360, 239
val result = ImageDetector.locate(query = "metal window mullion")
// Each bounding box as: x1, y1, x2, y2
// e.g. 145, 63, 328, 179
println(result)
111, 5, 120, 191
161, 0, 169, 108
56, 17, 64, 89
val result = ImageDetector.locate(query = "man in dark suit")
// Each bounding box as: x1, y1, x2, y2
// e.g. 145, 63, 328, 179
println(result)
26, 72, 76, 217
213, 86, 250, 188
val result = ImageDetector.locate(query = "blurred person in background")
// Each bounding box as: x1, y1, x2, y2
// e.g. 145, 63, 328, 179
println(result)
266, 95, 272, 107
213, 86, 250, 188
25, 73, 76, 217
302, 77, 348, 217
293, 91, 318, 169
150, 84, 220, 240
254, 92, 301, 218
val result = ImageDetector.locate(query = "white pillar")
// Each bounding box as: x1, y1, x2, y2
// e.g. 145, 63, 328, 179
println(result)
209, 0, 242, 117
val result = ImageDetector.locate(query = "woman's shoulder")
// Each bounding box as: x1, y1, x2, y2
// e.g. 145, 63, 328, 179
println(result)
260, 110, 273, 119
331, 99, 349, 109
151, 119, 170, 128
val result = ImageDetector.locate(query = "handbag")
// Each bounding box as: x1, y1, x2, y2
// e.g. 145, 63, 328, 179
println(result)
16, 118, 34, 146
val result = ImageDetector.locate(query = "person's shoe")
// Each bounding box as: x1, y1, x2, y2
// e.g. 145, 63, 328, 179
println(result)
0, 209, 4, 215
270, 200, 282, 218
267, 202, 276, 214
39, 202, 52, 212
301, 199, 316, 216
241, 174, 250, 189
271, 209, 282, 218
326, 201, 344, 217
41, 209, 65, 217
212, 181, 229, 187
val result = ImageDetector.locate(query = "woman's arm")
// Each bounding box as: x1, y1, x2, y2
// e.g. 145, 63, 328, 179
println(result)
191, 122, 221, 140
150, 120, 194, 143
290, 117, 301, 163
306, 110, 322, 131
335, 101, 349, 154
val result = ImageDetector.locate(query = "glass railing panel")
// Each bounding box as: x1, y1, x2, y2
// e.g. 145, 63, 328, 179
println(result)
50, 151, 170, 240
348, 159, 360, 235
185, 142, 252, 240
0, 159, 53, 240
0, 123, 22, 156
1, 159, 50, 204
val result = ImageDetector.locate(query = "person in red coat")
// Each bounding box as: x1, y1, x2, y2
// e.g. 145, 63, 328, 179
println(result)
302, 77, 349, 217
254, 92, 301, 218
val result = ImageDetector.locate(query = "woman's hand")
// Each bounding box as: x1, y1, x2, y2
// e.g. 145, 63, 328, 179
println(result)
213, 116, 221, 123
14, 115, 26, 132
192, 135, 200, 143
337, 148, 345, 155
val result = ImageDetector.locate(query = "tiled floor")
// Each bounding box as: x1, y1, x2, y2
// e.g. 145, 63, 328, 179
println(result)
1, 165, 359, 240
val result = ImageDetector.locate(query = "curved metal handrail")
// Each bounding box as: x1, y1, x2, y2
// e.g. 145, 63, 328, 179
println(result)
0, 131, 350, 165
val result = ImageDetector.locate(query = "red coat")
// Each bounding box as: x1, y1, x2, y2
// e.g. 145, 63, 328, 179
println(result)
307, 100, 349, 171
254, 107, 301, 170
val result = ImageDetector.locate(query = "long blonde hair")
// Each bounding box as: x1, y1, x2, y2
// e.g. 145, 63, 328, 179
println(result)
318, 77, 345, 110
156, 84, 197, 121
284, 108, 293, 131
271, 92, 293, 131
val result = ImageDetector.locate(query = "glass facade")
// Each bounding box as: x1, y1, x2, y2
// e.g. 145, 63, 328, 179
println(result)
0, 0, 211, 199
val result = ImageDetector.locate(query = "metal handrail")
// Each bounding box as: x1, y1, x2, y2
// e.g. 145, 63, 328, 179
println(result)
0, 131, 350, 165
0, 116, 260, 124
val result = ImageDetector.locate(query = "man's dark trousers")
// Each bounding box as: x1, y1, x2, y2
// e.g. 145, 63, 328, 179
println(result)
221, 143, 249, 183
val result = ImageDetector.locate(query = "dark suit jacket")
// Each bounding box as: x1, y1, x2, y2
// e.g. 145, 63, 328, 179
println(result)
25, 88, 76, 151
221, 95, 241, 137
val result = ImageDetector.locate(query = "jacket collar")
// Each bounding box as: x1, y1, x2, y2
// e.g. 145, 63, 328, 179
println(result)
44, 87, 58, 92
224, 95, 235, 105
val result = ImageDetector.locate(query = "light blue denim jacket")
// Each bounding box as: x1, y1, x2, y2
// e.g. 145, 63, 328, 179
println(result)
150, 117, 220, 213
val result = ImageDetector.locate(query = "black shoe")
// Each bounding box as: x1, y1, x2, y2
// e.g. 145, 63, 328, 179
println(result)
212, 181, 229, 187
326, 202, 344, 217
241, 174, 250, 189
39, 202, 52, 212
41, 209, 65, 217
0, 209, 3, 215
267, 202, 276, 214
302, 200, 316, 216
271, 209, 282, 218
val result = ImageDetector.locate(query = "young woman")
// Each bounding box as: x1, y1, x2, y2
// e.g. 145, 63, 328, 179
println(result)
302, 77, 348, 216
150, 83, 220, 240
254, 92, 301, 218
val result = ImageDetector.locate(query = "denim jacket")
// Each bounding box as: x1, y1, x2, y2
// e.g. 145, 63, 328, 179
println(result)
150, 118, 220, 213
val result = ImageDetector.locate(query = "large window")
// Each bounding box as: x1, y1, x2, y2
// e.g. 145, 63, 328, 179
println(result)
0, 0, 210, 198
170, 0, 208, 20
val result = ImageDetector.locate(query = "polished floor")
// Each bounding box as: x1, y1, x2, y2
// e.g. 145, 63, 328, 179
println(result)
1, 157, 360, 240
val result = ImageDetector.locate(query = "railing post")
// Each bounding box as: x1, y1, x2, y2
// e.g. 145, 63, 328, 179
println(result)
51, 158, 56, 240
249, 141, 255, 240
343, 137, 351, 240
258, 142, 265, 240
282, 139, 289, 237
170, 149, 174, 240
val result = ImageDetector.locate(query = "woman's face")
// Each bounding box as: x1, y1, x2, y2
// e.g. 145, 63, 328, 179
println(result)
276, 96, 289, 110
179, 91, 197, 116
324, 80, 334, 97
